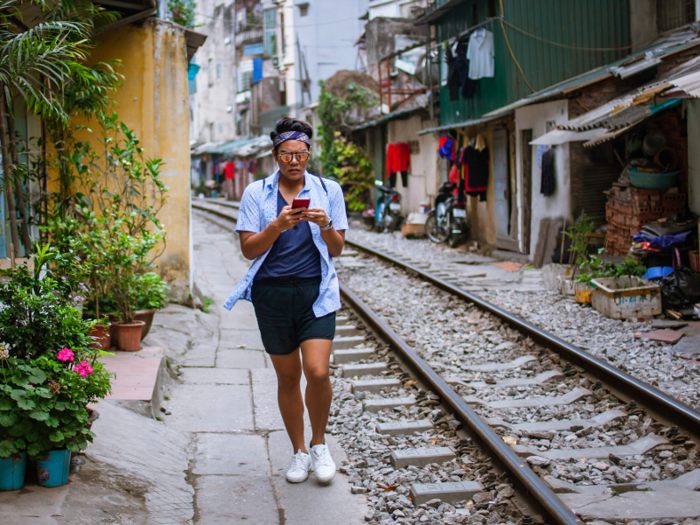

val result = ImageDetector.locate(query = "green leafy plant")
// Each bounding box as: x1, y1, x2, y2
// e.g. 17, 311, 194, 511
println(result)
0, 0, 120, 258
317, 80, 377, 212
100, 216, 164, 324
323, 132, 374, 212
575, 256, 647, 285
0, 247, 95, 361
0, 346, 113, 459
41, 111, 168, 321
168, 0, 197, 29
135, 272, 170, 311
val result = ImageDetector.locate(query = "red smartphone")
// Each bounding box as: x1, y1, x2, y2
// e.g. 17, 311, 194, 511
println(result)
291, 198, 310, 209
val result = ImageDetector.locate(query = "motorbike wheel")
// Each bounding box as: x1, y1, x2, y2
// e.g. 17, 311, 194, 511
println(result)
388, 213, 402, 232
425, 212, 449, 243
448, 216, 462, 248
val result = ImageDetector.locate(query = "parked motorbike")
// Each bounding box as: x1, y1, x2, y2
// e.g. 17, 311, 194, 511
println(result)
375, 182, 403, 233
425, 182, 469, 247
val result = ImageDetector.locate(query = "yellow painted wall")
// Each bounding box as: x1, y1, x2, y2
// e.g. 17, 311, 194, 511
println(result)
71, 20, 192, 300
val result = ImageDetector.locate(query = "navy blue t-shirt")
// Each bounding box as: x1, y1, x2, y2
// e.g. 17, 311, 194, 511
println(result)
254, 191, 322, 280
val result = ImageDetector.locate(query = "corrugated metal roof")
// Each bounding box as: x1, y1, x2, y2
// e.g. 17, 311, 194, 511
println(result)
353, 105, 426, 132
191, 142, 223, 155
482, 27, 700, 118
417, 110, 511, 135
529, 129, 606, 145
227, 136, 271, 157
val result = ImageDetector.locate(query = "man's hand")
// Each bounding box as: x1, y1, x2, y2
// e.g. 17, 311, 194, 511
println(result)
273, 206, 306, 232
302, 207, 331, 228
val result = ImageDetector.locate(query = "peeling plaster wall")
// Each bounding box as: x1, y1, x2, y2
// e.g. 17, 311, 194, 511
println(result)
86, 19, 192, 301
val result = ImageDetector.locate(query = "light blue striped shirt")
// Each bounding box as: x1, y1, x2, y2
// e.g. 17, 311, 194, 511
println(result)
223, 170, 348, 317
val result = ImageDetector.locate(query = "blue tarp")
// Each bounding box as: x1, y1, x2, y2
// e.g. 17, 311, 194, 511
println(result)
187, 62, 201, 81
253, 58, 263, 84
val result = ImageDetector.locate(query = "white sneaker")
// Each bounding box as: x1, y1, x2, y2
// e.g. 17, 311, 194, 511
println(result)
286, 450, 311, 483
310, 443, 336, 483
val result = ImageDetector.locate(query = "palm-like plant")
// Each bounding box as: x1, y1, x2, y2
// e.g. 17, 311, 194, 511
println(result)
0, 0, 118, 257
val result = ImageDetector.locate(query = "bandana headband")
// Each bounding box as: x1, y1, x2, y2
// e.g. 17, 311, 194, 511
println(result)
273, 131, 311, 149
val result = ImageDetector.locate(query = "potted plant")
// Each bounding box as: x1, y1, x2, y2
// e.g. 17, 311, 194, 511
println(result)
103, 216, 163, 352
0, 250, 113, 488
133, 272, 169, 340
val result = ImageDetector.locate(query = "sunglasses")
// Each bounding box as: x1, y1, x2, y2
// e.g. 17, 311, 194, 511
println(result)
278, 151, 310, 163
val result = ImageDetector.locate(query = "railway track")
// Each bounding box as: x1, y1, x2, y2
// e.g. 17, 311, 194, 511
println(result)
193, 197, 700, 524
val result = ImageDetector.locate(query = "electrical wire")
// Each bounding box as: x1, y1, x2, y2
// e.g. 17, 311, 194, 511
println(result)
499, 0, 535, 93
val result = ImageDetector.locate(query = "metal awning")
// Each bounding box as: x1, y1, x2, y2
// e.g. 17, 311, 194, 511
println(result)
529, 129, 606, 146
191, 142, 223, 155
417, 110, 511, 136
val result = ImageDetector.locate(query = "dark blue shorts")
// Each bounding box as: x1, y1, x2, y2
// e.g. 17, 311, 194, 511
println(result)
251, 277, 336, 356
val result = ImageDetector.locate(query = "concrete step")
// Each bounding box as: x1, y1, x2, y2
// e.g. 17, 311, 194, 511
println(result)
410, 481, 483, 506
332, 335, 366, 351
341, 362, 388, 378
376, 419, 434, 436
333, 348, 375, 365
363, 396, 416, 413
390, 446, 456, 469
351, 378, 402, 393
464, 387, 593, 409
335, 324, 362, 337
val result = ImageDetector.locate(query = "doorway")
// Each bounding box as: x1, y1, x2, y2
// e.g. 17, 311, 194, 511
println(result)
493, 128, 518, 251
520, 129, 533, 254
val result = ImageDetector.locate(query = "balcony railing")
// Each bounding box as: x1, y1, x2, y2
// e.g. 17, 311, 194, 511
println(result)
235, 28, 263, 48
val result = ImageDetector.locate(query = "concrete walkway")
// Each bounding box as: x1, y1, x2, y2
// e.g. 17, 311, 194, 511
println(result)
169, 213, 367, 524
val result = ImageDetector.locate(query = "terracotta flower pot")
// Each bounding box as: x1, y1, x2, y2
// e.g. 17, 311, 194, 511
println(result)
116, 321, 145, 352
134, 309, 157, 341
107, 313, 120, 348
89, 323, 111, 351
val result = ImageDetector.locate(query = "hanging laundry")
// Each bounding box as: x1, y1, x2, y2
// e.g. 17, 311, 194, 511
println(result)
224, 162, 235, 180
448, 163, 460, 197
460, 145, 489, 202
438, 135, 456, 160
445, 45, 461, 102
454, 37, 475, 99
386, 142, 411, 188
536, 144, 548, 169
466, 28, 495, 80
540, 147, 555, 196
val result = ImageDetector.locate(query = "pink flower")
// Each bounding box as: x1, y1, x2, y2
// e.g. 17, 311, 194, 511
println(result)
57, 348, 74, 362
75, 361, 93, 377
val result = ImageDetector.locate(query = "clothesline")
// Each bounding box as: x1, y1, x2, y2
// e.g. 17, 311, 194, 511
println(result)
437, 16, 501, 47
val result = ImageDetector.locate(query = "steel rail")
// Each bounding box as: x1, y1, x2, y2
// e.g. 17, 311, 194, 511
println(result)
345, 239, 700, 438
339, 283, 582, 525
193, 202, 700, 436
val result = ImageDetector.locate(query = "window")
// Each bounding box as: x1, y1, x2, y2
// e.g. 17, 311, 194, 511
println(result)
208, 58, 214, 87
487, 0, 496, 18
216, 63, 222, 80
237, 60, 254, 92
280, 12, 286, 55
657, 0, 695, 33
264, 8, 277, 56
298, 3, 309, 17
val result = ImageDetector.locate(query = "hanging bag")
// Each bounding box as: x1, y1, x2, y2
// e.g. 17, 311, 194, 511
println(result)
660, 249, 700, 310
